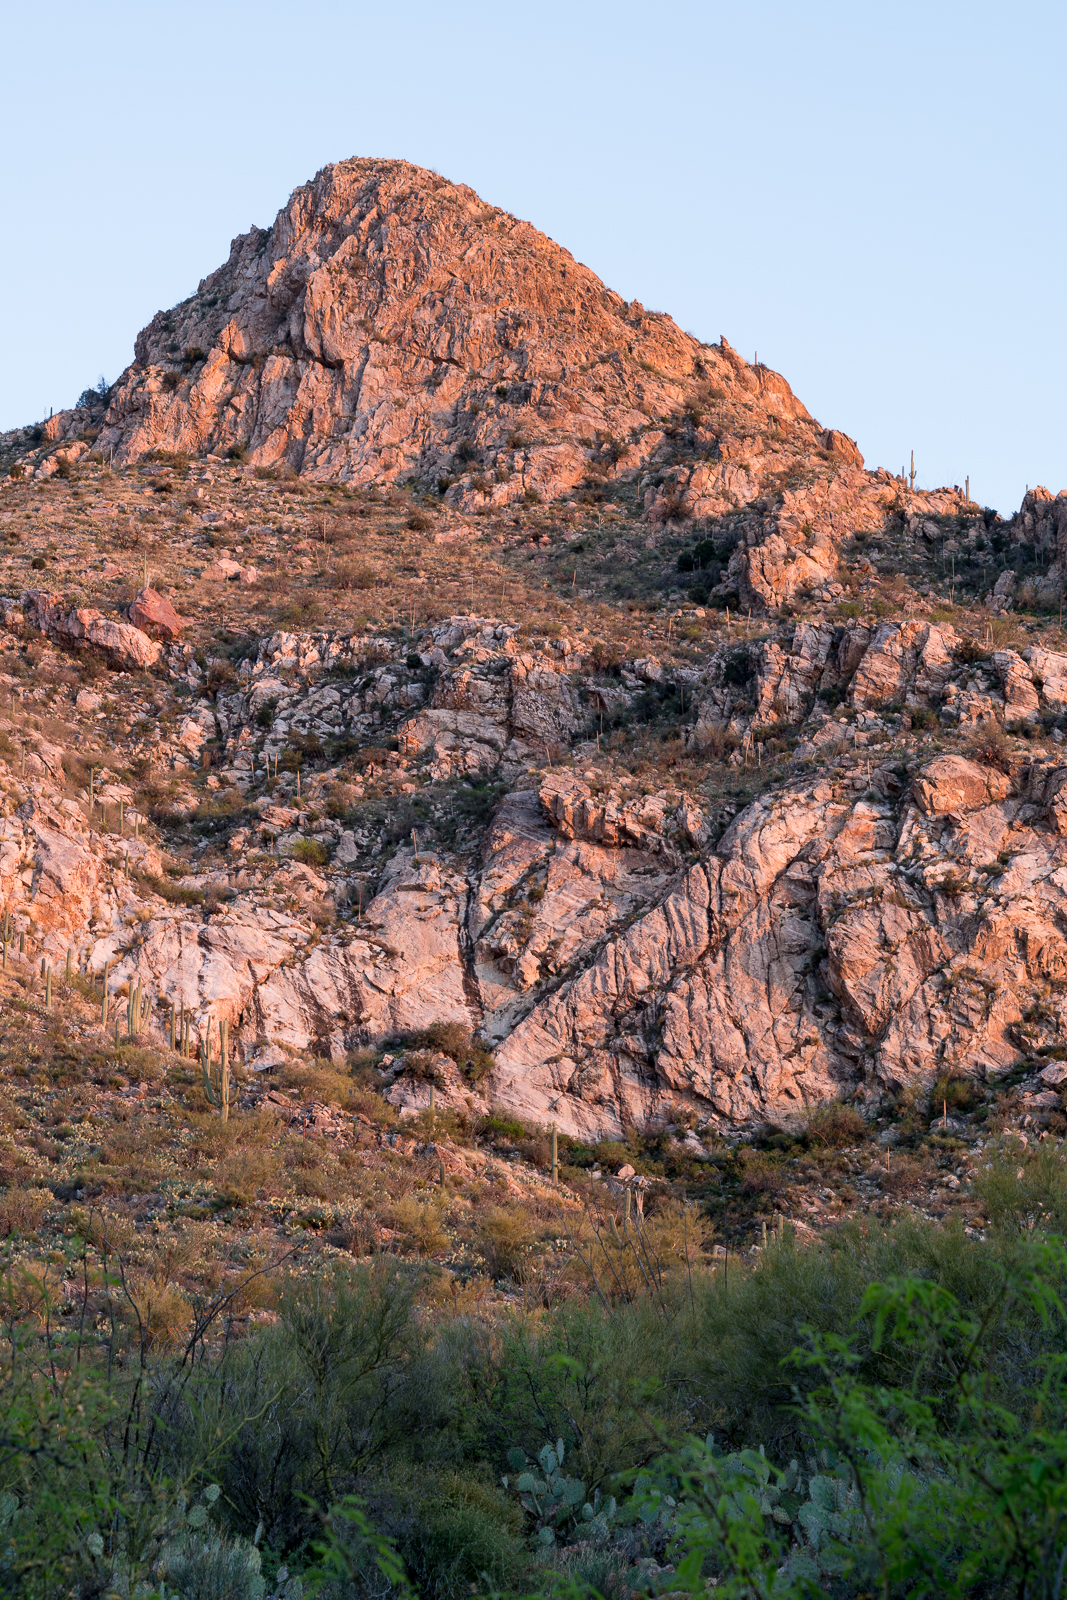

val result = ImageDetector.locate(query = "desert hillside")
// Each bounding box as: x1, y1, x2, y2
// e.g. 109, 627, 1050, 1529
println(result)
0, 157, 1060, 1304
3, 155, 1067, 1599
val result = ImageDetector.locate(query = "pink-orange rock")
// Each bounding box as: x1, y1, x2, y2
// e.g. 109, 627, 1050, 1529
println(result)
18, 589, 161, 670
849, 621, 957, 711
821, 428, 864, 466
62, 609, 161, 670
993, 649, 1040, 715
912, 755, 1011, 816
91, 158, 817, 520
128, 586, 184, 640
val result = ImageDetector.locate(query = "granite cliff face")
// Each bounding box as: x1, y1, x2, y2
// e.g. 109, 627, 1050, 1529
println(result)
1, 159, 1066, 1152
0, 594, 1062, 1142
97, 157, 752, 502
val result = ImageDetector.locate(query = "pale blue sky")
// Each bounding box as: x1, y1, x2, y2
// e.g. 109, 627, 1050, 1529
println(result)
2, 0, 1064, 514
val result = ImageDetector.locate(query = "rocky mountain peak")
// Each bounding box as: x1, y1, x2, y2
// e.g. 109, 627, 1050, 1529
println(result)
94, 157, 820, 515
6, 156, 985, 619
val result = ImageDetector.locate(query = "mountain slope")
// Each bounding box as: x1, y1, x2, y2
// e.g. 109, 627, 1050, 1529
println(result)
91, 158, 857, 534
9, 156, 982, 616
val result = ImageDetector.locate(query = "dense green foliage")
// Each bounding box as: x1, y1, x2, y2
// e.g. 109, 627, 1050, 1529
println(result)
3, 1197, 1067, 1597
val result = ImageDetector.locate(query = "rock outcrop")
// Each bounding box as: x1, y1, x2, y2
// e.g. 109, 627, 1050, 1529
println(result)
93, 158, 780, 508
18, 590, 161, 670
0, 590, 1065, 1144
489, 752, 1067, 1136
3, 157, 1017, 620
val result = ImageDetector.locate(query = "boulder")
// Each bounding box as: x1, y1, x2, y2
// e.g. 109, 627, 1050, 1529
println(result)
18, 589, 161, 670
65, 610, 161, 670
1028, 647, 1067, 709
992, 649, 1039, 715
128, 586, 185, 641
911, 754, 1011, 816
821, 429, 864, 467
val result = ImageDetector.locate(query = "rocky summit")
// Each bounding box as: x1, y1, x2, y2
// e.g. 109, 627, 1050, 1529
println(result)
0, 157, 1064, 1268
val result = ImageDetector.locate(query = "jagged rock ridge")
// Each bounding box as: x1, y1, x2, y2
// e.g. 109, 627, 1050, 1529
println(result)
90, 157, 823, 515
5, 155, 993, 616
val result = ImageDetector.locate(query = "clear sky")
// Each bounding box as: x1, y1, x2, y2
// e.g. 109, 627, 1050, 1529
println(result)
2, 0, 1064, 515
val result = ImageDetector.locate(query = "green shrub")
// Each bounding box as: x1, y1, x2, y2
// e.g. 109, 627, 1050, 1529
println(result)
476, 1207, 535, 1281
477, 1113, 527, 1140
135, 871, 205, 907
968, 718, 1012, 772
971, 1141, 1067, 1235
722, 645, 756, 686
397, 1019, 494, 1082
400, 1473, 526, 1598
330, 561, 377, 591
291, 837, 329, 867
681, 1218, 1003, 1456
677, 537, 719, 574
805, 1102, 867, 1149
954, 636, 993, 665
930, 1072, 981, 1116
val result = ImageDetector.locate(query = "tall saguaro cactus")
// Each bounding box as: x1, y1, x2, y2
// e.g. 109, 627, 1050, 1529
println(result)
202, 1017, 234, 1123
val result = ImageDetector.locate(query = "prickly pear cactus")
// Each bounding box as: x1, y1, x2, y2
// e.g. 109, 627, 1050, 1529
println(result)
162, 1483, 268, 1599
502, 1438, 617, 1547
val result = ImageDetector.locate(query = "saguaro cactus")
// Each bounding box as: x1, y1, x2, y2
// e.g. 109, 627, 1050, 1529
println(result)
127, 981, 144, 1039
202, 1018, 234, 1123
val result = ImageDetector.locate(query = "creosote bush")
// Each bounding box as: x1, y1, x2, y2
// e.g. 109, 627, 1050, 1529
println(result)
330, 560, 377, 591
804, 1101, 867, 1149
968, 717, 1013, 772
393, 1018, 494, 1082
